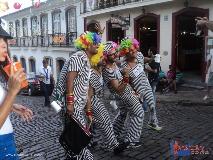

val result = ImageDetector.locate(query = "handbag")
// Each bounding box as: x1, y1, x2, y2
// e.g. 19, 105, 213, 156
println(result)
59, 113, 92, 156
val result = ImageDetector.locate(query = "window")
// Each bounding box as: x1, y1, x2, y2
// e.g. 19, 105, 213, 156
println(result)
22, 18, 28, 37
44, 57, 53, 71
20, 57, 27, 72
66, 8, 76, 33
9, 22, 14, 37
15, 20, 20, 37
31, 16, 38, 36
29, 58, 36, 73
13, 56, 18, 62
52, 11, 61, 34
56, 59, 65, 77
41, 15, 48, 36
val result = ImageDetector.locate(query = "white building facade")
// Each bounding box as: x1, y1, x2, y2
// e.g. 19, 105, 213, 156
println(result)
1, 0, 84, 80
81, 0, 213, 79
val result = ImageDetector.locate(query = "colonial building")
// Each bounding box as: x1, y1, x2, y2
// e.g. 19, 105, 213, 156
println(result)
81, 0, 213, 79
1, 0, 84, 80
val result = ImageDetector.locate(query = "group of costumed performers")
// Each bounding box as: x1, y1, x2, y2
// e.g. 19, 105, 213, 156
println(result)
52, 24, 162, 159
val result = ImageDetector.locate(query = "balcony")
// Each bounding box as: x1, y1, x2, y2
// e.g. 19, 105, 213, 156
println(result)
81, 0, 173, 16
8, 32, 77, 48
83, 0, 139, 13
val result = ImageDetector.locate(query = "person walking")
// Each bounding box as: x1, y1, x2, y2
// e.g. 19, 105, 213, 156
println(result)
52, 31, 102, 159
89, 44, 119, 150
119, 38, 162, 131
39, 59, 54, 107
102, 41, 144, 151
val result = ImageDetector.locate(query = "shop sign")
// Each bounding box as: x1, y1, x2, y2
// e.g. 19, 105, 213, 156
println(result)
110, 14, 130, 30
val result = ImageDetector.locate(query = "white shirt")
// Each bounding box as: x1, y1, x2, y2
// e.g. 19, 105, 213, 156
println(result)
39, 66, 52, 84
208, 49, 213, 73
0, 85, 13, 135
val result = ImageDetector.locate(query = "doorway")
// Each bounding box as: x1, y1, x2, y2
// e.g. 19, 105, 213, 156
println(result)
172, 7, 209, 80
134, 14, 160, 56
107, 20, 125, 44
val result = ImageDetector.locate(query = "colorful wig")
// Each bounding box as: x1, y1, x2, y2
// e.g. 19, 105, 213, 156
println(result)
74, 31, 102, 50
90, 43, 104, 67
103, 41, 118, 57
119, 38, 140, 57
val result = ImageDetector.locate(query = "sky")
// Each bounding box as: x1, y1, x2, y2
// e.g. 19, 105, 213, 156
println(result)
0, 0, 47, 17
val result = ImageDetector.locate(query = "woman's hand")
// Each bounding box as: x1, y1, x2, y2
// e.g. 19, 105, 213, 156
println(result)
8, 65, 25, 96
12, 104, 33, 122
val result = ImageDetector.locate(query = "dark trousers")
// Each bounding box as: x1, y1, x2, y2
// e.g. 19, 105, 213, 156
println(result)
41, 82, 51, 106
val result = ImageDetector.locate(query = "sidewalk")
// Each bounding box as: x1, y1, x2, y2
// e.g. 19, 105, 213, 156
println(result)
156, 89, 213, 106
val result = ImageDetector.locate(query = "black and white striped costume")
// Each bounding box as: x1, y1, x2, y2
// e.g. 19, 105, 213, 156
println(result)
102, 64, 144, 143
122, 51, 158, 125
89, 69, 119, 149
52, 51, 93, 160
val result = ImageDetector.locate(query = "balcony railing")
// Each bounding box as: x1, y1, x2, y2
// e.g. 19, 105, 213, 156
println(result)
83, 0, 141, 13
8, 32, 77, 48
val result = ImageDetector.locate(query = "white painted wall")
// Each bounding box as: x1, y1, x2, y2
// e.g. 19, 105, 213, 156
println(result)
9, 47, 75, 80
76, 2, 85, 35
2, 0, 83, 81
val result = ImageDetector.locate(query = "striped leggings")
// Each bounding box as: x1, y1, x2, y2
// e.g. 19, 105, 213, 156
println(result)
72, 105, 93, 160
91, 96, 119, 149
113, 86, 144, 143
137, 74, 159, 125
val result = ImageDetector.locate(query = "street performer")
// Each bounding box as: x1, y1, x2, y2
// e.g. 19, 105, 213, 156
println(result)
102, 41, 144, 152
52, 31, 102, 160
119, 38, 162, 131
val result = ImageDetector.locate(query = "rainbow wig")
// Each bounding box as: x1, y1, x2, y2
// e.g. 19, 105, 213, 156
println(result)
119, 38, 139, 57
103, 41, 118, 57
74, 31, 102, 50
90, 43, 104, 67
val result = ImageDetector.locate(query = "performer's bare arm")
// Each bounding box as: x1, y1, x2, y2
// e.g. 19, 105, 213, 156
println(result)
110, 79, 127, 94
86, 84, 93, 111
66, 71, 78, 114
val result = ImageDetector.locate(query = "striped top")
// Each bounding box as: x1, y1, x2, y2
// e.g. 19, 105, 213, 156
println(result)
122, 62, 151, 95
89, 69, 104, 98
102, 64, 123, 94
136, 52, 144, 71
52, 51, 91, 107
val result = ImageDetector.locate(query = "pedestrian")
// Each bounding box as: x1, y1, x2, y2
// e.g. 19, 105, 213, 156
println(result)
143, 47, 161, 111
52, 31, 102, 160
89, 43, 119, 151
161, 65, 177, 93
119, 38, 162, 131
39, 59, 54, 107
147, 47, 161, 97
0, 19, 33, 159
102, 41, 144, 152
203, 49, 213, 100
87, 22, 105, 35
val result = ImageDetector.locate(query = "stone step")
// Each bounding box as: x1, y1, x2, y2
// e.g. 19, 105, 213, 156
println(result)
180, 83, 205, 90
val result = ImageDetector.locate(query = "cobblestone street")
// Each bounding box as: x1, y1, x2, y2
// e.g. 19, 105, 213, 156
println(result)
11, 90, 213, 160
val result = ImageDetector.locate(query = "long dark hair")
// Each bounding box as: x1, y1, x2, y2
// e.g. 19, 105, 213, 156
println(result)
0, 37, 10, 78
